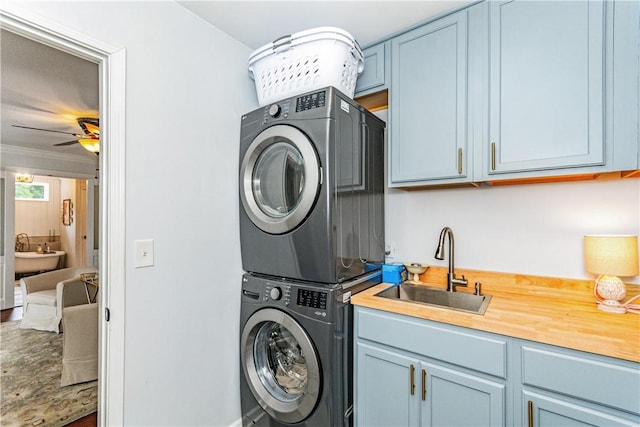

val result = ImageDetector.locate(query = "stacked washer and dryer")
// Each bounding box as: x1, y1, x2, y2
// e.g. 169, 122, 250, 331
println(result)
238, 85, 385, 426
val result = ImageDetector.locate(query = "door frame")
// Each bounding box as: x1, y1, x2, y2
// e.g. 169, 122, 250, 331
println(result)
0, 5, 126, 425
1, 173, 16, 309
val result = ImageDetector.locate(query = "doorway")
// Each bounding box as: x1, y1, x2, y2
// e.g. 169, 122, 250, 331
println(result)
0, 6, 126, 425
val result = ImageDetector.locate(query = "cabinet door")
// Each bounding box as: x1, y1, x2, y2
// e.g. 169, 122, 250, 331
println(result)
488, 0, 606, 175
523, 390, 640, 427
390, 11, 469, 185
355, 342, 420, 427
355, 42, 388, 95
421, 362, 506, 427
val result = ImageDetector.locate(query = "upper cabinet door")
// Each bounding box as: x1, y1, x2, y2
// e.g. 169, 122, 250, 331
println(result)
355, 42, 389, 96
390, 11, 469, 186
488, 0, 606, 175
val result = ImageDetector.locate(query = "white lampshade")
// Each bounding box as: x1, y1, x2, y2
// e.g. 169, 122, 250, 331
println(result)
584, 235, 639, 277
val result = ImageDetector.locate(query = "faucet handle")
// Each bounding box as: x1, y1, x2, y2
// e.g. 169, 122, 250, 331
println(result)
474, 282, 482, 295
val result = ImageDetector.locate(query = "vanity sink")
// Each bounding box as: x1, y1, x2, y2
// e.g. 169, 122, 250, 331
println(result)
375, 283, 492, 315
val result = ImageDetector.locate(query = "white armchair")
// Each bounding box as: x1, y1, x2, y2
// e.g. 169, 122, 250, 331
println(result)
19, 266, 98, 333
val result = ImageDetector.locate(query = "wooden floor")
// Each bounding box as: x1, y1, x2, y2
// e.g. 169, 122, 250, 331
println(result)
1, 283, 97, 427
0, 305, 23, 322
68, 412, 97, 427
1, 282, 22, 322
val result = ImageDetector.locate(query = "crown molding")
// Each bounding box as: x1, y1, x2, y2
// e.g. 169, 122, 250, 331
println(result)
1, 144, 98, 178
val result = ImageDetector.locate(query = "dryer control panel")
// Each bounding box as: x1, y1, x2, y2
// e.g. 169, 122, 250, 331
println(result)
295, 90, 326, 112
263, 282, 292, 305
297, 288, 327, 310
262, 101, 291, 123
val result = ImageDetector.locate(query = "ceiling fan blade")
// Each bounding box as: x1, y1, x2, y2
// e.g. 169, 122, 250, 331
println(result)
53, 140, 80, 146
12, 124, 81, 137
77, 118, 100, 136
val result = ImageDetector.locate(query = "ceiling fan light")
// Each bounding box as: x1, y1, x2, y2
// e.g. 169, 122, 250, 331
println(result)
84, 122, 100, 136
79, 137, 100, 153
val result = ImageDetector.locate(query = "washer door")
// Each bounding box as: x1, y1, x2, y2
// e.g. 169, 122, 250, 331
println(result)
240, 125, 320, 235
241, 308, 321, 424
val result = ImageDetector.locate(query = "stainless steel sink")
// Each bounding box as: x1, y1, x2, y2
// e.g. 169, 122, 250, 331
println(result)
375, 283, 492, 315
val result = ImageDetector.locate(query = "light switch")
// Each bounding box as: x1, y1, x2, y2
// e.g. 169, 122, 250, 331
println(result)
134, 239, 154, 268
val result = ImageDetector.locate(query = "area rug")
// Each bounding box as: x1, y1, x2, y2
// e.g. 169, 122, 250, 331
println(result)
1, 321, 97, 427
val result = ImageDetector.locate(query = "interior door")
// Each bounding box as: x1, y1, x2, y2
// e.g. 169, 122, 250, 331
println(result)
240, 125, 320, 235
241, 308, 321, 424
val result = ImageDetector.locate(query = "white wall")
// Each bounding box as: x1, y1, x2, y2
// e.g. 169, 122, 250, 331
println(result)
15, 176, 61, 238
386, 179, 640, 285
6, 1, 256, 425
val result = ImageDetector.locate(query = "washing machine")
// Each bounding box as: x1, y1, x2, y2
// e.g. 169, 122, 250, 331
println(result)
239, 86, 385, 284
239, 271, 381, 426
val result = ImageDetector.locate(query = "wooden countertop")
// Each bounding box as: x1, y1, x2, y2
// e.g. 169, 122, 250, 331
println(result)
351, 267, 640, 363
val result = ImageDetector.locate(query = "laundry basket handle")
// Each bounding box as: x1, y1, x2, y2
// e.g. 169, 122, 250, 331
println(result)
272, 34, 292, 53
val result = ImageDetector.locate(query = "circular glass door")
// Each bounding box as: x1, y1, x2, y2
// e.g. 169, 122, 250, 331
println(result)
240, 125, 320, 234
241, 308, 321, 424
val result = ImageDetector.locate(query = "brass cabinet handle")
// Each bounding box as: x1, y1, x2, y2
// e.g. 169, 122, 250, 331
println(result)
457, 148, 463, 174
421, 369, 427, 401
410, 364, 415, 395
491, 142, 496, 171
527, 400, 533, 427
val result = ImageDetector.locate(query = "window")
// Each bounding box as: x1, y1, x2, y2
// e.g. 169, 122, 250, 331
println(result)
15, 182, 49, 201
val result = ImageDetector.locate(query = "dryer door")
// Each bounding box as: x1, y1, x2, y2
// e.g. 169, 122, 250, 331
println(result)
241, 308, 321, 424
240, 125, 320, 234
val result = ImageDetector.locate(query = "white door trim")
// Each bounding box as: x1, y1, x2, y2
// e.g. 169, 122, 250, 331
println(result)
1, 172, 16, 310
0, 4, 126, 425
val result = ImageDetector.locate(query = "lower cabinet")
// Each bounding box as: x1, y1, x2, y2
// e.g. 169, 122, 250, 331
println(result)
523, 390, 639, 427
356, 342, 505, 427
423, 360, 505, 426
354, 307, 640, 427
517, 342, 640, 427
355, 307, 508, 426
356, 343, 419, 426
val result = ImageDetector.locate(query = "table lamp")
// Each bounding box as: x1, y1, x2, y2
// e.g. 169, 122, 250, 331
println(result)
584, 235, 639, 314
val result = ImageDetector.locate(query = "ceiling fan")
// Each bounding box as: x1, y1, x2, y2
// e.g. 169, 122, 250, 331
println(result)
12, 117, 100, 154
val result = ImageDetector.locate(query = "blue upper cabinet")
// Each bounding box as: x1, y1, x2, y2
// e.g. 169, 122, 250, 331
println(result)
389, 10, 471, 186
488, 0, 605, 175
485, 0, 638, 179
611, 0, 640, 173
355, 42, 389, 96
369, 0, 638, 186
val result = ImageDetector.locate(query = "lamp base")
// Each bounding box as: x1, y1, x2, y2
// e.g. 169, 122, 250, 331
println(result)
597, 300, 627, 314
594, 275, 627, 314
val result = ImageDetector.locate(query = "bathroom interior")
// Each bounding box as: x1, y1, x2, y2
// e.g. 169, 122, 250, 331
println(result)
10, 174, 97, 306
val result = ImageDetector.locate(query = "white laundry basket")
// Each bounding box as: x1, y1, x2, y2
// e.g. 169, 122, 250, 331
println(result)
248, 27, 364, 106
